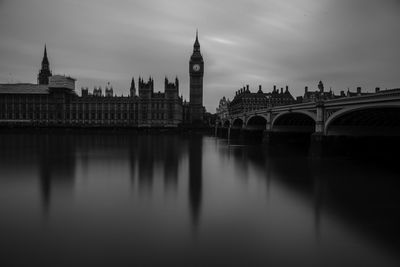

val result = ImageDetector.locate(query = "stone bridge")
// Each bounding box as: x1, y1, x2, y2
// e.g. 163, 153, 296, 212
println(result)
217, 89, 400, 138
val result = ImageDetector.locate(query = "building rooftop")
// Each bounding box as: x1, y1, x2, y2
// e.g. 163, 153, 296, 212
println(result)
0, 83, 49, 94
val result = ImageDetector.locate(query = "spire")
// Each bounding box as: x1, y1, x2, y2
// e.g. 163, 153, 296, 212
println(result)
130, 76, 136, 97
42, 44, 49, 65
38, 44, 52, 84
193, 29, 200, 51
130, 76, 135, 89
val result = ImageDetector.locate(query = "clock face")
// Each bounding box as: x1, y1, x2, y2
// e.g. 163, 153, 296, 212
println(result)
192, 64, 201, 72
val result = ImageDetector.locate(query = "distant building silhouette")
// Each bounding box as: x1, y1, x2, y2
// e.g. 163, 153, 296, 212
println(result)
228, 84, 295, 115
343, 86, 372, 98
216, 96, 230, 121
303, 81, 337, 102
224, 80, 379, 118
268, 85, 296, 106
0, 33, 206, 127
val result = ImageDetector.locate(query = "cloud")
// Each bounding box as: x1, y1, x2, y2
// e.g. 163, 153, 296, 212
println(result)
1, 0, 400, 111
207, 37, 238, 46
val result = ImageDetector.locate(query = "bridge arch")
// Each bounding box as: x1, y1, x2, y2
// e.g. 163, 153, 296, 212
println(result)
232, 118, 244, 128
245, 114, 268, 126
325, 104, 400, 136
223, 120, 231, 128
246, 115, 268, 130
271, 111, 316, 127
271, 111, 316, 133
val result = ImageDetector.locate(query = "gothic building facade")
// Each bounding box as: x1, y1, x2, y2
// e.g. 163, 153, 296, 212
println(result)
0, 33, 204, 127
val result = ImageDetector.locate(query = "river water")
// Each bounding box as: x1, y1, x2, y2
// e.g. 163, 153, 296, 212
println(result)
0, 130, 399, 266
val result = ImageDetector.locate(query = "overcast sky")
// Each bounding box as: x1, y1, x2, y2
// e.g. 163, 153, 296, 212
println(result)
1, 0, 400, 111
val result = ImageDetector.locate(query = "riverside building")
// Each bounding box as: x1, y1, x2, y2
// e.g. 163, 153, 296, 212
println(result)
0, 33, 205, 127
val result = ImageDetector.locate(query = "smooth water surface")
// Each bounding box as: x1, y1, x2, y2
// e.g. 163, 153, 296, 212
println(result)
0, 131, 399, 266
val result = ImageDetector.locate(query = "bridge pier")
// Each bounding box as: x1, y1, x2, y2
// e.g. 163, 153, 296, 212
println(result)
262, 130, 273, 143
315, 101, 325, 134
309, 133, 327, 157
309, 101, 327, 157
230, 127, 243, 140
215, 127, 228, 138
266, 110, 272, 131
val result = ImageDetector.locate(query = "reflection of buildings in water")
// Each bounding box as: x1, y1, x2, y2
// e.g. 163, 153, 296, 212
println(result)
125, 133, 196, 224
231, 146, 249, 180
308, 157, 400, 248
36, 133, 188, 213
262, 142, 400, 249
0, 132, 76, 215
128, 134, 184, 191
128, 136, 138, 186
137, 136, 155, 189
79, 143, 90, 177
220, 142, 320, 235
37, 133, 76, 214
188, 135, 203, 228
163, 136, 180, 190
309, 158, 325, 242
1, 131, 204, 230
265, 145, 322, 237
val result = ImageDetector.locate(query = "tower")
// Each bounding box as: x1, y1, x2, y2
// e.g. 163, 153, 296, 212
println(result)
130, 77, 136, 97
138, 76, 153, 99
165, 76, 179, 99
189, 30, 204, 123
318, 81, 324, 93
37, 44, 52, 85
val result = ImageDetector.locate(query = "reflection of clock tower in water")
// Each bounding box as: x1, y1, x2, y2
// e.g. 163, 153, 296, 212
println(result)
189, 30, 204, 123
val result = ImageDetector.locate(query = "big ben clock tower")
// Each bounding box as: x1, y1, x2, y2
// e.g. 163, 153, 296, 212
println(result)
189, 30, 204, 123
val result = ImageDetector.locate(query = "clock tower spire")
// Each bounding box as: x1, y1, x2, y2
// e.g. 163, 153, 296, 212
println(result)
189, 30, 204, 123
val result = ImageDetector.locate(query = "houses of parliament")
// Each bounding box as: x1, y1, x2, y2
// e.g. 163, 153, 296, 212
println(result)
0, 33, 205, 127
